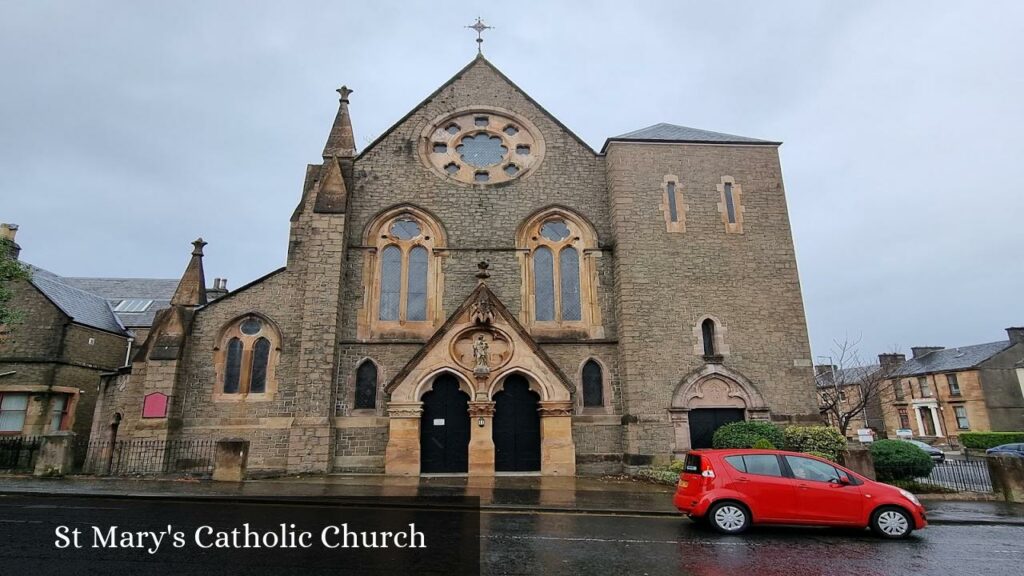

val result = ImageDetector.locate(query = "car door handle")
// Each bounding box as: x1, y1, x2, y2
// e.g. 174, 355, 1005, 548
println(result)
736, 476, 749, 482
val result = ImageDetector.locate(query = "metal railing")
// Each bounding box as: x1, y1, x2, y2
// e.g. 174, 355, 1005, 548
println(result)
0, 436, 41, 471
882, 459, 992, 492
79, 439, 217, 476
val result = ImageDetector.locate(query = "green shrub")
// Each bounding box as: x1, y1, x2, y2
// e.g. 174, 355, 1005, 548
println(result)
805, 451, 834, 462
870, 439, 935, 482
712, 421, 785, 449
783, 426, 847, 461
752, 438, 776, 450
960, 432, 1024, 449
666, 459, 685, 474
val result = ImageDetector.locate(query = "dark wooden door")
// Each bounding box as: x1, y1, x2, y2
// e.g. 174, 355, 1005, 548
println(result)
688, 408, 745, 449
420, 374, 470, 473
493, 375, 541, 472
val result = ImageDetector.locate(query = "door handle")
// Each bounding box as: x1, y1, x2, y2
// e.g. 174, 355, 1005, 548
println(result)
736, 476, 749, 482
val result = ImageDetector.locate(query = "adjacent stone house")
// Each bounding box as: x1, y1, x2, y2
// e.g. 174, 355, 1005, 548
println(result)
877, 328, 1024, 442
91, 54, 819, 476
815, 363, 886, 439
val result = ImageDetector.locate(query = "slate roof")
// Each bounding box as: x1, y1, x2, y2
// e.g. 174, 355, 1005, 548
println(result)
28, 269, 128, 335
60, 277, 177, 328
894, 341, 1012, 376
600, 123, 778, 152
815, 364, 882, 388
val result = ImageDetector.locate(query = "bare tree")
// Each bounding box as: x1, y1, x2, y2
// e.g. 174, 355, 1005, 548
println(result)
816, 338, 898, 437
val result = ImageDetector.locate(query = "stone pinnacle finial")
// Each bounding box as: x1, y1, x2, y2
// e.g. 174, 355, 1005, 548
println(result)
191, 237, 207, 256
475, 260, 491, 282
323, 85, 356, 158
337, 85, 353, 103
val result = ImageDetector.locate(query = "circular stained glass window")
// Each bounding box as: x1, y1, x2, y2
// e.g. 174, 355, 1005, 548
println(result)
240, 317, 262, 335
390, 218, 421, 240
540, 220, 571, 242
421, 109, 544, 185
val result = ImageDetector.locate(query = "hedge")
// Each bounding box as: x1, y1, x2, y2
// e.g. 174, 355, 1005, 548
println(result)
712, 421, 785, 449
959, 432, 1024, 449
783, 426, 847, 461
870, 439, 934, 482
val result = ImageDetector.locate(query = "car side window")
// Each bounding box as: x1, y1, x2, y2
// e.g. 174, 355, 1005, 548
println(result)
741, 455, 784, 477
785, 456, 842, 483
724, 456, 746, 473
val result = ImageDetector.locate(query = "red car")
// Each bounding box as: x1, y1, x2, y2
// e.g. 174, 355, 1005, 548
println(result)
673, 449, 927, 538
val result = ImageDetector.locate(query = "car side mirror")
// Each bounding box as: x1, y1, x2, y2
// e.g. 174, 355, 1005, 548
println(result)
833, 476, 851, 485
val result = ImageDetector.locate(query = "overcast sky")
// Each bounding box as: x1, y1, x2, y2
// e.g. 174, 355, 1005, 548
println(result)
2, 1, 1021, 361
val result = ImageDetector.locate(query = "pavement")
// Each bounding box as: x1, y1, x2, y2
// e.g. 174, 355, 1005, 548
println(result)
1, 473, 1023, 526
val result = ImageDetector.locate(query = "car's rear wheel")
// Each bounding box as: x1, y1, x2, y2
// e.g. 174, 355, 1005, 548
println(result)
707, 501, 750, 535
870, 506, 913, 539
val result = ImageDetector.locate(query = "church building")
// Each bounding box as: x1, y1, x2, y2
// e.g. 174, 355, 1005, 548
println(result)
92, 53, 819, 476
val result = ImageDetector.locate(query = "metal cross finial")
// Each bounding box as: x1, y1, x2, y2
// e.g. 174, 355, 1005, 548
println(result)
466, 17, 493, 54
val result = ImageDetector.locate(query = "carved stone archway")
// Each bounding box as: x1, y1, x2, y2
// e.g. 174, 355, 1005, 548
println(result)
668, 364, 769, 456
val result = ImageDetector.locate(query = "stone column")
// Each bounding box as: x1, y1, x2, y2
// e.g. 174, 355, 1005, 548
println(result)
929, 407, 944, 437
913, 407, 925, 436
538, 401, 575, 476
467, 401, 496, 476
384, 402, 423, 476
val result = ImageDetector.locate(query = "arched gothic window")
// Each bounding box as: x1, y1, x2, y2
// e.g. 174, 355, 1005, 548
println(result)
701, 319, 717, 356
517, 207, 603, 338
360, 206, 446, 339
582, 360, 604, 407
215, 315, 280, 399
354, 360, 379, 410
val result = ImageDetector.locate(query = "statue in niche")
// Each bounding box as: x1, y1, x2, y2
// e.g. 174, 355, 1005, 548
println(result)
473, 335, 490, 375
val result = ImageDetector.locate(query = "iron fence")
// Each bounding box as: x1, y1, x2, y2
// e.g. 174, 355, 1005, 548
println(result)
882, 459, 992, 492
79, 439, 217, 476
0, 436, 41, 472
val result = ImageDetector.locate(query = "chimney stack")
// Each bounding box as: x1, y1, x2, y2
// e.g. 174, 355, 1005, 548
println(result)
206, 278, 229, 301
910, 346, 943, 359
1, 223, 20, 260
1007, 327, 1024, 346
878, 353, 906, 373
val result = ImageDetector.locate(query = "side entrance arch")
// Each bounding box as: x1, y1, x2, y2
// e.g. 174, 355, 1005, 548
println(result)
492, 375, 541, 472
669, 365, 769, 456
419, 374, 470, 473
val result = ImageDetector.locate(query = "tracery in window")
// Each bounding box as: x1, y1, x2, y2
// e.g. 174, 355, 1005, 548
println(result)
516, 207, 603, 338
359, 205, 447, 339
214, 315, 281, 400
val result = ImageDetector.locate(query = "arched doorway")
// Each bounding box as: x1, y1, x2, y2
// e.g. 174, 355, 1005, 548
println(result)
669, 366, 769, 455
493, 374, 541, 472
419, 374, 470, 473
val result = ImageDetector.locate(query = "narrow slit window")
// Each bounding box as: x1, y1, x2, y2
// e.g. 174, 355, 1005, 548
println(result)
701, 319, 717, 356
724, 183, 736, 224
534, 246, 555, 321
667, 181, 678, 222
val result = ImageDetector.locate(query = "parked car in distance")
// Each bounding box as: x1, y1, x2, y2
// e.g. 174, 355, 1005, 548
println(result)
674, 449, 927, 539
899, 439, 945, 463
985, 443, 1024, 457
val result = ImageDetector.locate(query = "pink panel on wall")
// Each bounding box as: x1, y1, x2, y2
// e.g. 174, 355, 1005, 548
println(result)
142, 393, 168, 419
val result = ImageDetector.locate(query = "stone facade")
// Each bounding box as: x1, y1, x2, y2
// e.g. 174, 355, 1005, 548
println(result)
93, 55, 818, 476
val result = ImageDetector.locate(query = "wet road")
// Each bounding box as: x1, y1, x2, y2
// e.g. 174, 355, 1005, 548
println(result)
0, 494, 1020, 576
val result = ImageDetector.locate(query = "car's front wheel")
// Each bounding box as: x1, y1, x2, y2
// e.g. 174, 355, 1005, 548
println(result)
870, 506, 914, 539
707, 501, 750, 535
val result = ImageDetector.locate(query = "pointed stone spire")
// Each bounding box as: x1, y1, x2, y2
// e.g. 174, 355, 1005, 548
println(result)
170, 238, 209, 307
322, 86, 356, 158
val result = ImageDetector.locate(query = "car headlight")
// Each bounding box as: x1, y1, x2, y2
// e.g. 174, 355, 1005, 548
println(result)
898, 488, 920, 506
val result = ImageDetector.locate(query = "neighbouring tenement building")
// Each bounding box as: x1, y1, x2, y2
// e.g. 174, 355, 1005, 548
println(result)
91, 54, 818, 476
877, 328, 1024, 442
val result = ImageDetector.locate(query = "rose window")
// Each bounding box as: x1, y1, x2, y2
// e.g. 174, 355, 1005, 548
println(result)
421, 109, 544, 185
